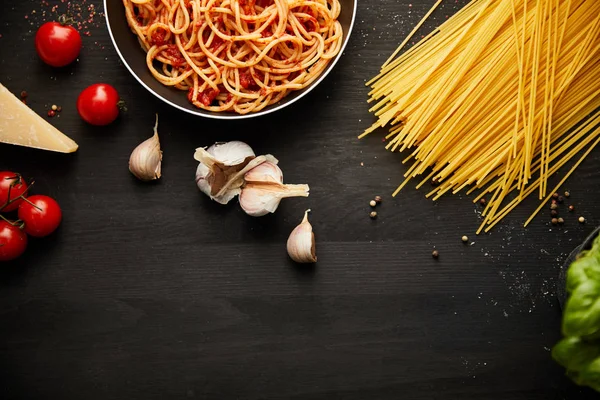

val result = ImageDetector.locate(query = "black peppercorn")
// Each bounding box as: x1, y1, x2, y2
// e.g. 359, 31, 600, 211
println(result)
432, 250, 439, 259
551, 218, 558, 225
551, 210, 558, 217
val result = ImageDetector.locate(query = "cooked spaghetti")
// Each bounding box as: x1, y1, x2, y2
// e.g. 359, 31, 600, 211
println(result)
123, 0, 343, 114
362, 0, 600, 233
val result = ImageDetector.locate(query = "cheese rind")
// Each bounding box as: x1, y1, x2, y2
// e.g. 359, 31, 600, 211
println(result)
0, 83, 78, 153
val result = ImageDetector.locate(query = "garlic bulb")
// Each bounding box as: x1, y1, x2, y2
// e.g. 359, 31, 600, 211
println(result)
129, 115, 162, 181
239, 161, 309, 217
287, 210, 317, 263
194, 141, 278, 204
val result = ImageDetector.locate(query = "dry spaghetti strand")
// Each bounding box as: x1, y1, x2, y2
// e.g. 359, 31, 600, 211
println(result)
362, 0, 600, 233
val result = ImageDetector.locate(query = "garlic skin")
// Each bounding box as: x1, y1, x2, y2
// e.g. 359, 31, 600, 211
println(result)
206, 141, 255, 165
194, 141, 278, 204
239, 161, 309, 217
287, 210, 317, 263
129, 115, 162, 181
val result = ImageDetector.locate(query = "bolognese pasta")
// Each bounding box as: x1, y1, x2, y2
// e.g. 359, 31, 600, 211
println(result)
123, 0, 343, 114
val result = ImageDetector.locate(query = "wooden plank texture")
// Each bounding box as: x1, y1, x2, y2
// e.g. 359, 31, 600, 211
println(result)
0, 0, 599, 399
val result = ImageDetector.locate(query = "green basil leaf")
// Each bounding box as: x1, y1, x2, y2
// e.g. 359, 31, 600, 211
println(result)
552, 337, 600, 371
563, 280, 600, 337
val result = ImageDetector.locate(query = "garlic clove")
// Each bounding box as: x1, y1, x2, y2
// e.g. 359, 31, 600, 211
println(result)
195, 162, 211, 197
287, 210, 317, 263
238, 160, 309, 217
239, 182, 309, 217
129, 115, 162, 181
244, 161, 283, 184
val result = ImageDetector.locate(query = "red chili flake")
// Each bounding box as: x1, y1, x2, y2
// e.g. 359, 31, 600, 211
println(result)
47, 110, 56, 118
20, 90, 28, 99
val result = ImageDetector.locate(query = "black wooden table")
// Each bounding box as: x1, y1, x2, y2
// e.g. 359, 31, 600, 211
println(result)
1, 1, 599, 399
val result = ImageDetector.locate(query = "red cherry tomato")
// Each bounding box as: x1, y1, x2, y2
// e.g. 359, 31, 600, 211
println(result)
18, 195, 62, 238
35, 21, 82, 67
0, 221, 28, 262
0, 172, 28, 212
77, 83, 121, 126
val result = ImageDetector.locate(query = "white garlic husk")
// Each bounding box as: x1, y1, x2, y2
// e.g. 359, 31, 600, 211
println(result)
287, 210, 317, 263
194, 141, 278, 204
129, 115, 162, 181
239, 161, 310, 217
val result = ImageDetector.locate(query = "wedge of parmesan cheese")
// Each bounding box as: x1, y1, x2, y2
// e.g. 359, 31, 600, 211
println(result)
0, 83, 78, 153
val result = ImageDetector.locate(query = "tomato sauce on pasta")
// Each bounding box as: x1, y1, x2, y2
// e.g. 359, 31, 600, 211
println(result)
123, 0, 343, 114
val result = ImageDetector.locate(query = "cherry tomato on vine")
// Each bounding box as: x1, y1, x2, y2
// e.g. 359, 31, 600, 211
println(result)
18, 195, 62, 238
77, 83, 122, 126
0, 221, 28, 262
35, 20, 82, 67
0, 172, 28, 213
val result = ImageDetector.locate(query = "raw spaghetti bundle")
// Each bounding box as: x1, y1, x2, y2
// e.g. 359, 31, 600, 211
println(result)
361, 0, 600, 233
123, 0, 343, 114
